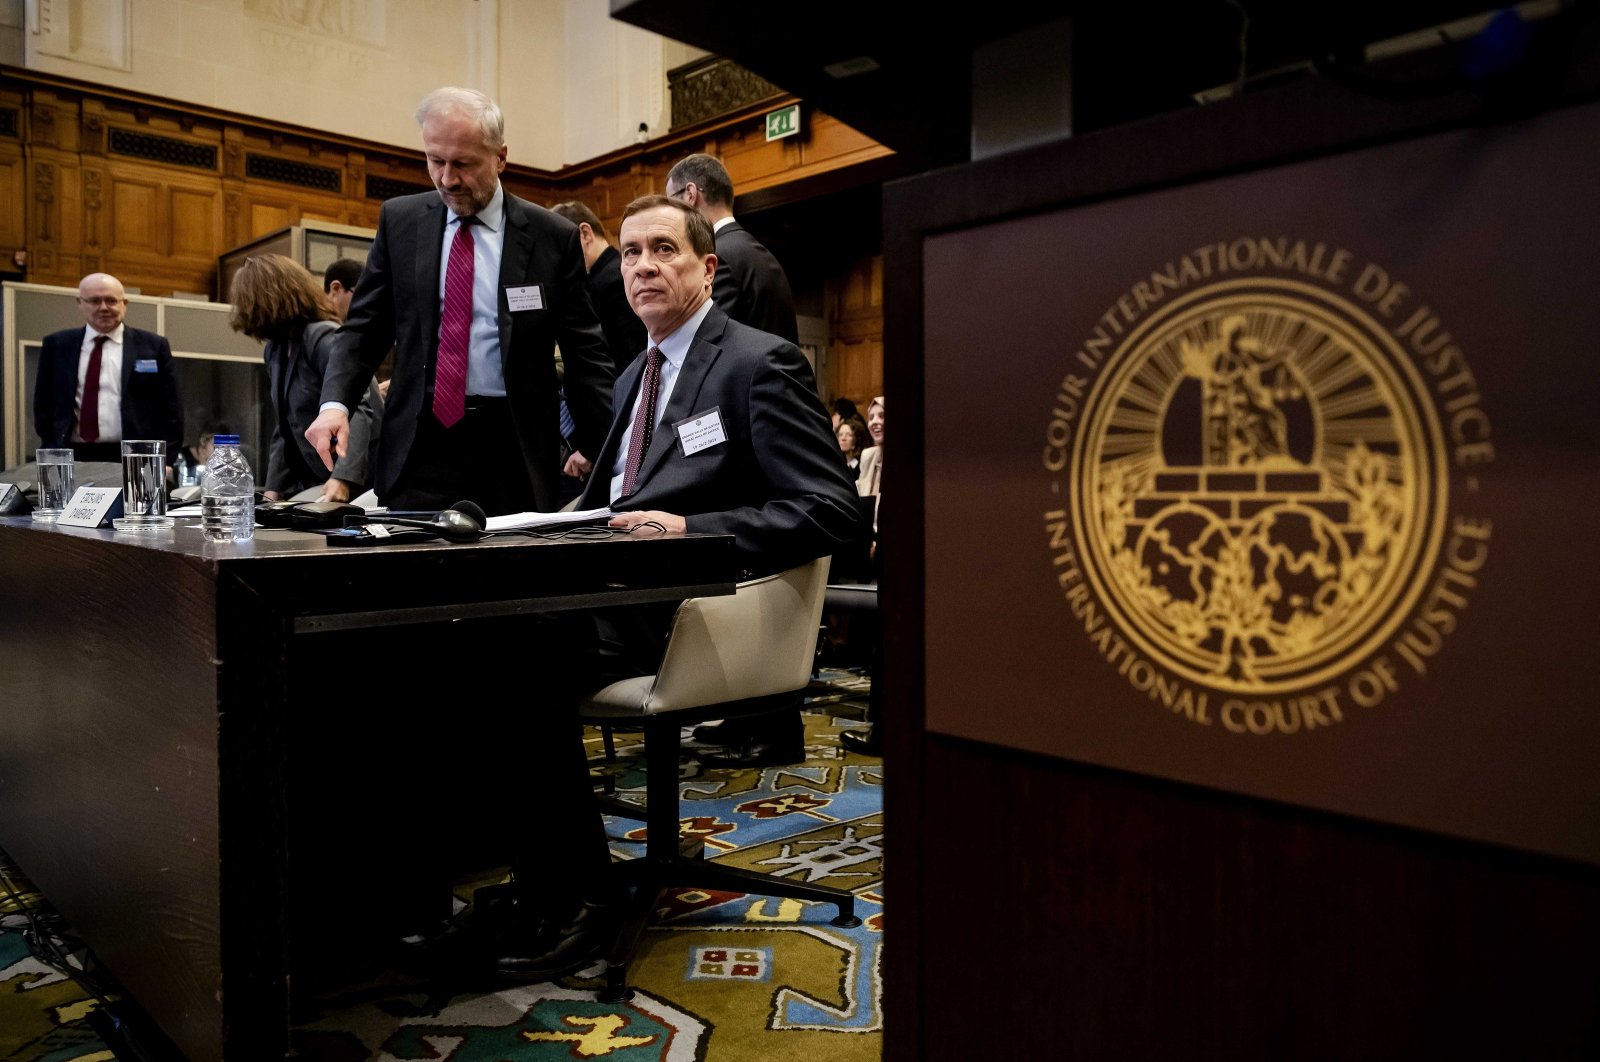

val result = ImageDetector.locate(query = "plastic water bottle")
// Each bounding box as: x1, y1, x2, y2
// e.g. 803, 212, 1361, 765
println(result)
200, 434, 254, 542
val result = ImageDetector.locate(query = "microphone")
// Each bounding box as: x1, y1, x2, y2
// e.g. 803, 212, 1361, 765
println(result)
343, 500, 487, 542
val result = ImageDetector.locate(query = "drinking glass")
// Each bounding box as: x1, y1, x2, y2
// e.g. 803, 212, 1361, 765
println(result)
32, 448, 74, 522
113, 440, 173, 530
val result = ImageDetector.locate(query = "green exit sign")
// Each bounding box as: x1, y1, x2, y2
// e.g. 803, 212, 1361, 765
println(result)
765, 104, 801, 142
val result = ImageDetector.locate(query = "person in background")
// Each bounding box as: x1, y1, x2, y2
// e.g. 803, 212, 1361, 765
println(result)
837, 414, 869, 480
665, 153, 799, 345
323, 258, 363, 323
229, 254, 382, 502
832, 396, 859, 432
34, 272, 183, 467
175, 420, 232, 486
549, 201, 648, 364
550, 200, 649, 497
858, 395, 884, 499
840, 393, 885, 757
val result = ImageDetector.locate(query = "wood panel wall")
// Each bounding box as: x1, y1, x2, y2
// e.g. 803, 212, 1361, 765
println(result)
827, 253, 884, 406
0, 72, 887, 379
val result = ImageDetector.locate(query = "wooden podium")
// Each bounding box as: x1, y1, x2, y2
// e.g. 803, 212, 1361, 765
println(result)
882, 74, 1600, 1060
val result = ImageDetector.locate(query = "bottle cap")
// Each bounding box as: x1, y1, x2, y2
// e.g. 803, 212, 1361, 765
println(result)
213, 434, 241, 446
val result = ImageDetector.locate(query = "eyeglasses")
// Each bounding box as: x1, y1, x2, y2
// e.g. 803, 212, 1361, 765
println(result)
78, 297, 125, 307
666, 184, 691, 201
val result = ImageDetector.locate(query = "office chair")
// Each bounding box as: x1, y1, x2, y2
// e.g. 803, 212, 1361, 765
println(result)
577, 556, 862, 1002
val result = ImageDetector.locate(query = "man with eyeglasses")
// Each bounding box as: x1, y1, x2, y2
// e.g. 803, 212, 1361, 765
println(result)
665, 153, 799, 345
34, 272, 183, 466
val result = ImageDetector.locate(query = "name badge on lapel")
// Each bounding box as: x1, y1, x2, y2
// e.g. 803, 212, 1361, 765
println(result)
134, 359, 158, 373
506, 285, 544, 312
674, 407, 727, 456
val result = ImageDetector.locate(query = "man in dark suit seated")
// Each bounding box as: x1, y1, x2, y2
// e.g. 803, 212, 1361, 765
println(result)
492, 193, 861, 980
34, 272, 183, 467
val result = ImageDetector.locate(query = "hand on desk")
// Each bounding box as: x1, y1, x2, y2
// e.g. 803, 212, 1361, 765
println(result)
320, 478, 353, 503
305, 409, 350, 470
608, 510, 685, 534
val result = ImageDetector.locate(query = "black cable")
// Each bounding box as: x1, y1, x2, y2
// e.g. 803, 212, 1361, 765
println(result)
0, 854, 116, 1009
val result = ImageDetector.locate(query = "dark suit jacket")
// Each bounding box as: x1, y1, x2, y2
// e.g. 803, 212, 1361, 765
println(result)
588, 245, 647, 364
323, 189, 615, 508
579, 305, 860, 578
713, 221, 799, 345
263, 320, 382, 495
34, 325, 183, 458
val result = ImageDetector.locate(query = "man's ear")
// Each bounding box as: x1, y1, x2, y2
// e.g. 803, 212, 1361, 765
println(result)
577, 222, 594, 247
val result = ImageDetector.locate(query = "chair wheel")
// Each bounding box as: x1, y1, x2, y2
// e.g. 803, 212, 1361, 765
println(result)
831, 914, 863, 929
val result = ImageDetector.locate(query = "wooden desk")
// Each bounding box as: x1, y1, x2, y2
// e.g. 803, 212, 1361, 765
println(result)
0, 518, 736, 1061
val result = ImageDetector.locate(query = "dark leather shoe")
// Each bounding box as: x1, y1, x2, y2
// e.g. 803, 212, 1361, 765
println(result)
493, 903, 611, 982
691, 719, 749, 746
839, 727, 882, 756
696, 735, 806, 769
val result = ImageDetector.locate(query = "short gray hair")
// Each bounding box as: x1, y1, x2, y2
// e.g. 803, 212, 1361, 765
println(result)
415, 86, 504, 150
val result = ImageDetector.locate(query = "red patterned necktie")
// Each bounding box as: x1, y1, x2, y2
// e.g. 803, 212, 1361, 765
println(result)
79, 334, 106, 443
433, 217, 475, 428
619, 347, 665, 498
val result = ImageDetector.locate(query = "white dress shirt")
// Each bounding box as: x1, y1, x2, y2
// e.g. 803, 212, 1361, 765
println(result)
72, 323, 124, 443
607, 297, 714, 502
440, 182, 508, 397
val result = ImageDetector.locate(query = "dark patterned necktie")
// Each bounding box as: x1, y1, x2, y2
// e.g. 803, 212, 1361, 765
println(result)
433, 217, 475, 428
619, 347, 665, 497
79, 334, 107, 443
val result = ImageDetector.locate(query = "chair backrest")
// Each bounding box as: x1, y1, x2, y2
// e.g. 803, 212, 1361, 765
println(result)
640, 555, 831, 713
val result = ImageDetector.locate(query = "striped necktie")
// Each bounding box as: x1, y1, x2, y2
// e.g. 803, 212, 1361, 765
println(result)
433, 216, 475, 428
619, 347, 665, 498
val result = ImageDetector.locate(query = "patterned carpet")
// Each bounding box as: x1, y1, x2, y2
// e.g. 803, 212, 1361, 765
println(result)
0, 673, 882, 1062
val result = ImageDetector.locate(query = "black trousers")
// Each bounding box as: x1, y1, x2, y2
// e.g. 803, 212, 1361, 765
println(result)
384, 398, 537, 516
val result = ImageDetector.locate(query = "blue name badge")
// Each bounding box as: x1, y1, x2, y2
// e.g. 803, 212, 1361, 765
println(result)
58, 486, 124, 528
135, 358, 158, 373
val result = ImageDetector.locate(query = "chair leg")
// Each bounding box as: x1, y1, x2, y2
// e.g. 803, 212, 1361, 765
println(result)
599, 710, 864, 1002
600, 725, 618, 794
677, 860, 862, 928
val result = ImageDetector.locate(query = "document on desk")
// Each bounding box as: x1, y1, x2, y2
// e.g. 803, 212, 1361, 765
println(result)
484, 507, 613, 533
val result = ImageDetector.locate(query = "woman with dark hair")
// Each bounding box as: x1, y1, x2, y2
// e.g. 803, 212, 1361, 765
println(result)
836, 415, 870, 478
831, 396, 859, 432
229, 254, 382, 502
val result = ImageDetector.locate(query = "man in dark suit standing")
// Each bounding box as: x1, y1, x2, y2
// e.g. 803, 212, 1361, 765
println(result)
550, 201, 648, 365
34, 272, 183, 465
298, 88, 617, 979
665, 153, 799, 345
305, 86, 614, 516
549, 200, 647, 499
577, 195, 859, 765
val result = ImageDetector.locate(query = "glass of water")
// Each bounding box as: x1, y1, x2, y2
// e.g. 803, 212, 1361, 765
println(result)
33, 448, 74, 522
113, 440, 174, 531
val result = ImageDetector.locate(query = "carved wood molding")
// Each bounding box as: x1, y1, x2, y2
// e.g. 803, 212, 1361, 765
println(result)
668, 55, 784, 130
